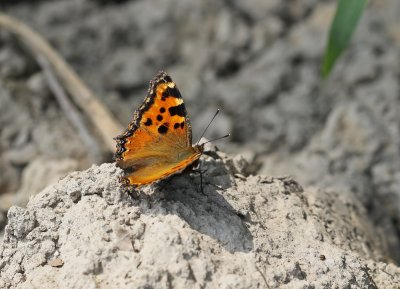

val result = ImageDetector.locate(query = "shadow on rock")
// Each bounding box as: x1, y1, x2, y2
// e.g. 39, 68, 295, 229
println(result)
137, 168, 253, 254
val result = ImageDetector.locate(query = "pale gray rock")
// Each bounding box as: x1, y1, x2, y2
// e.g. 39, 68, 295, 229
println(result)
14, 158, 79, 207
1, 1, 400, 287
0, 152, 399, 289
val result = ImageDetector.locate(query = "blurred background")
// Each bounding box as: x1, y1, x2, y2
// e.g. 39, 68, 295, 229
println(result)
1, 0, 400, 263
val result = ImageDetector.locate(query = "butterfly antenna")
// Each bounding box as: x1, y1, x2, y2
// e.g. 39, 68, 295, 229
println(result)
199, 134, 230, 146
195, 109, 220, 146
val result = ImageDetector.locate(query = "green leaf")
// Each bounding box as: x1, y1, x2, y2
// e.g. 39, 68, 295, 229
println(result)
322, 0, 367, 78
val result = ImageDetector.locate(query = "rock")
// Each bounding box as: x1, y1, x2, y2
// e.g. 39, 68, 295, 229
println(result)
3, 143, 38, 166
14, 158, 79, 207
0, 47, 30, 78
103, 48, 152, 91
0, 153, 399, 288
0, 193, 14, 214
261, 98, 400, 263
48, 258, 64, 268
0, 212, 5, 236
231, 0, 280, 21
1, 1, 400, 287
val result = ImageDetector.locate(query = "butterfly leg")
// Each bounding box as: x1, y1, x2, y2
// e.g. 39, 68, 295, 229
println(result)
126, 186, 140, 200
190, 169, 207, 196
128, 190, 137, 200
118, 176, 139, 200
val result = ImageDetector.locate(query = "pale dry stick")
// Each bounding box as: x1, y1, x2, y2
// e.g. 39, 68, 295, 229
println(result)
37, 54, 102, 163
0, 12, 123, 152
255, 265, 271, 289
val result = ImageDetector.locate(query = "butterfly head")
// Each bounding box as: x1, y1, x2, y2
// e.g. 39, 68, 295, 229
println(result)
194, 143, 205, 154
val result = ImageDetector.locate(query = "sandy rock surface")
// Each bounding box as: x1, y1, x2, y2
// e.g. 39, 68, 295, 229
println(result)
1, 0, 400, 287
1, 152, 399, 289
1, 0, 400, 265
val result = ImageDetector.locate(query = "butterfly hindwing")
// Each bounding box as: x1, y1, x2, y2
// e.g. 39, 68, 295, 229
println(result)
114, 71, 202, 186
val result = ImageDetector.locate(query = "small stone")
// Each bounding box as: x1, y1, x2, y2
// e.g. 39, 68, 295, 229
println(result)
48, 258, 64, 268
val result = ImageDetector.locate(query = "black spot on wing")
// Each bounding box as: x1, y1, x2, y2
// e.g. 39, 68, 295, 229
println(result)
163, 74, 173, 83
180, 121, 185, 129
144, 118, 152, 126
160, 107, 166, 113
162, 86, 182, 99
168, 104, 186, 117
158, 123, 169, 134
157, 115, 163, 121
174, 123, 180, 129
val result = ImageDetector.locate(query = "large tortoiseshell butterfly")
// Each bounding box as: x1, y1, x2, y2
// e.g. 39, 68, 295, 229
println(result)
114, 71, 203, 187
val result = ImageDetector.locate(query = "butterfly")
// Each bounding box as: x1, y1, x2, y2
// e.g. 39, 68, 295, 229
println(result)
114, 71, 203, 187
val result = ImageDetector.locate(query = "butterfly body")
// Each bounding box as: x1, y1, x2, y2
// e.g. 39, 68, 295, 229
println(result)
114, 71, 203, 187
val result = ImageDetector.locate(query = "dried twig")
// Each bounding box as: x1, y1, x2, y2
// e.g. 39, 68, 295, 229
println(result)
37, 54, 102, 163
0, 12, 123, 153
255, 265, 271, 289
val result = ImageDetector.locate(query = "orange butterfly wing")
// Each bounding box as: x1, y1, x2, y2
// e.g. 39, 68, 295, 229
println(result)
114, 71, 202, 186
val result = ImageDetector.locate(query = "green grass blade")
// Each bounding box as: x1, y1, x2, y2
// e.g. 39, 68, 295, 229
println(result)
322, 0, 368, 78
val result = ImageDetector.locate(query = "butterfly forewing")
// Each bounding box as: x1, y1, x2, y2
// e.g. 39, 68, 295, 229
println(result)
114, 71, 201, 186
